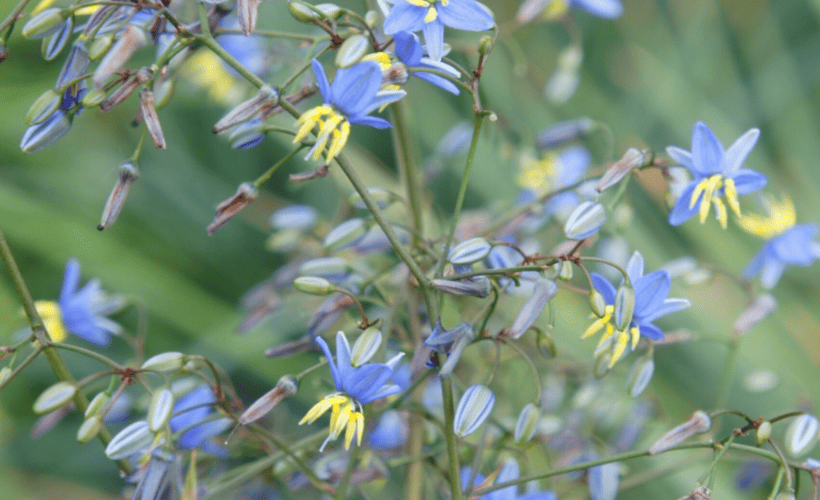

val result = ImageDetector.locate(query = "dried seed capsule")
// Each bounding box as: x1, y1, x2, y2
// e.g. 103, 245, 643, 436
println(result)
648, 410, 712, 455
239, 375, 299, 425
207, 183, 257, 235
98, 161, 139, 230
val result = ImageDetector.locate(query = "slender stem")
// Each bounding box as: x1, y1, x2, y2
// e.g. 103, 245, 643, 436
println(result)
336, 441, 359, 500
50, 342, 124, 370
0, 0, 31, 39
197, 2, 210, 38
440, 377, 463, 500
577, 256, 631, 283
248, 424, 330, 492
768, 438, 794, 492
390, 101, 424, 247
0, 345, 44, 391
213, 27, 318, 40
437, 114, 484, 278
253, 146, 303, 187
697, 432, 736, 484
195, 34, 266, 88
716, 336, 741, 411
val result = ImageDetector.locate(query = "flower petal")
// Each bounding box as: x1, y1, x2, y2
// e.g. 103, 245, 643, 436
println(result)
311, 58, 331, 103
641, 298, 690, 323
348, 115, 392, 129
60, 259, 81, 301
414, 71, 460, 94
760, 258, 787, 289
421, 19, 445, 62
730, 169, 767, 195
665, 145, 694, 171
394, 30, 423, 65
722, 127, 759, 175
360, 89, 406, 115
383, 2, 427, 34
668, 181, 699, 226
572, 0, 624, 18
633, 270, 670, 319
331, 61, 383, 116
638, 323, 664, 341
625, 251, 644, 282
742, 245, 769, 281
316, 336, 342, 390
691, 122, 725, 175
591, 273, 617, 304
438, 0, 495, 32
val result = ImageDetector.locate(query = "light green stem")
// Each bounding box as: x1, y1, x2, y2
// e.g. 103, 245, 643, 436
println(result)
441, 377, 463, 500
390, 101, 424, 247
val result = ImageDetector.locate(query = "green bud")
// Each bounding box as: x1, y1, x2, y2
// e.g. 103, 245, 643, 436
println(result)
350, 326, 382, 367
84, 392, 110, 418
558, 260, 573, 281
626, 357, 654, 397
348, 187, 394, 209
536, 330, 556, 358
775, 494, 796, 500
315, 3, 344, 20
81, 88, 107, 107
266, 229, 300, 253
33, 381, 77, 414
449, 237, 492, 266
76, 415, 102, 443
364, 10, 379, 28
478, 35, 494, 57
564, 201, 606, 240
593, 353, 612, 378
148, 388, 174, 432
141, 352, 185, 373
514, 403, 540, 443
0, 366, 11, 386
288, 1, 319, 23
153, 79, 174, 109
614, 283, 635, 331
324, 218, 367, 250
88, 34, 114, 61
293, 276, 336, 295
454, 385, 495, 437
26, 89, 62, 126
756, 421, 772, 447
41, 16, 73, 61
105, 421, 156, 459
589, 289, 607, 318
21, 8, 66, 39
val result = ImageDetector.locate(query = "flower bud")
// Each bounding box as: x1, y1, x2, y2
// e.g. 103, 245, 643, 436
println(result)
141, 352, 185, 373
288, 1, 320, 22
564, 201, 606, 240
214, 86, 279, 134
84, 392, 110, 418
105, 420, 155, 459
270, 204, 318, 230
597, 148, 647, 193
785, 414, 818, 457
315, 3, 344, 19
364, 9, 379, 27
440, 329, 474, 377
76, 415, 102, 443
449, 238, 493, 266
593, 353, 612, 378
336, 34, 370, 68
648, 410, 712, 455
229, 119, 265, 149
139, 89, 166, 149
239, 375, 299, 425
98, 161, 139, 230
614, 283, 635, 331
81, 88, 106, 107
20, 110, 72, 153
545, 65, 580, 104
26, 89, 62, 126
536, 330, 557, 358
514, 403, 540, 443
298, 257, 350, 282
454, 384, 495, 437
324, 218, 367, 250
626, 357, 654, 397
509, 278, 557, 339
478, 35, 493, 57
756, 421, 772, 447
148, 388, 174, 432
207, 182, 257, 235
238, 0, 261, 35
558, 260, 573, 281
733, 294, 776, 336
88, 34, 114, 61
33, 381, 77, 414
153, 79, 174, 109
56, 41, 90, 89
293, 276, 336, 295
589, 289, 607, 318
22, 8, 66, 39
41, 16, 73, 61
430, 277, 492, 298
775, 494, 795, 500
536, 117, 594, 149
348, 187, 394, 209
351, 326, 382, 367
589, 462, 620, 500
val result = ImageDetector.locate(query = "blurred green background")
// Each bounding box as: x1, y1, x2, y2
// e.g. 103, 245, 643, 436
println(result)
1, 0, 820, 498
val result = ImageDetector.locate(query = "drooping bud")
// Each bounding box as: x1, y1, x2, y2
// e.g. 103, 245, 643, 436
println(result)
239, 375, 299, 425
77, 415, 103, 443
207, 183, 257, 235
288, 1, 320, 23
293, 276, 336, 295
545, 45, 582, 104
41, 16, 73, 61
20, 110, 72, 153
88, 33, 114, 61
105, 420, 155, 459
84, 392, 110, 418
93, 25, 148, 88
626, 356, 654, 397
350, 326, 382, 366
33, 381, 77, 414
449, 238, 493, 266
98, 161, 140, 231
756, 421, 772, 446
141, 352, 185, 373
22, 8, 66, 39
306, 293, 354, 337
784, 414, 819, 457
589, 289, 607, 318
430, 276, 492, 298
597, 148, 647, 193
0, 366, 11, 385
26, 89, 62, 126
229, 119, 265, 149
336, 34, 369, 68
733, 294, 776, 336
648, 410, 712, 455
614, 283, 635, 331
514, 403, 541, 443
593, 353, 612, 378
153, 79, 174, 109
100, 67, 152, 112
508, 278, 558, 339
324, 218, 367, 250
213, 86, 279, 134
454, 384, 495, 437
139, 89, 166, 149
364, 9, 378, 27
565, 201, 606, 240
147, 388, 174, 432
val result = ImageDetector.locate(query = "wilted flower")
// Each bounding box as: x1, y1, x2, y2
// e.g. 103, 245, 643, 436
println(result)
299, 331, 404, 451
648, 410, 712, 455
667, 122, 767, 229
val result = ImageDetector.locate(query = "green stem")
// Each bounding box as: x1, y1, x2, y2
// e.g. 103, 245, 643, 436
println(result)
252, 146, 303, 188
50, 342, 124, 370
248, 424, 328, 492
336, 441, 359, 500
716, 336, 741, 411
213, 27, 318, 40
390, 100, 424, 247
195, 34, 266, 88
0, 0, 31, 41
440, 377, 463, 500
697, 432, 736, 484
0, 345, 43, 391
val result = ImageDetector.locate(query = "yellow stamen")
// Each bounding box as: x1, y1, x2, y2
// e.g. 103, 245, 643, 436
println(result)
424, 6, 438, 23
406, 0, 430, 5
301, 394, 366, 450
724, 178, 741, 218
713, 198, 728, 229
362, 52, 393, 71
34, 301, 67, 342
517, 153, 559, 193
630, 326, 640, 350
583, 316, 609, 339
609, 331, 630, 367
326, 122, 351, 164
738, 196, 797, 239
543, 0, 570, 20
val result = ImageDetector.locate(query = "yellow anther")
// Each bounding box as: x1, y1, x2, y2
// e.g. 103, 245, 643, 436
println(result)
300, 394, 347, 425
34, 301, 67, 342
441, 0, 448, 5
608, 331, 630, 367
326, 122, 351, 163
724, 178, 741, 218
517, 153, 559, 193
583, 316, 609, 339
424, 6, 438, 23
697, 175, 722, 223
738, 196, 797, 239
543, 0, 570, 20
362, 52, 393, 71
630, 326, 640, 350
406, 0, 430, 5
714, 198, 728, 229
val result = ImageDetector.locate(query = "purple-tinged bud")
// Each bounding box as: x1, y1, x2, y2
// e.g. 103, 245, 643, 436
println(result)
440, 327, 475, 377
228, 118, 265, 149
207, 182, 257, 235
56, 41, 90, 89
449, 238, 493, 266
93, 25, 148, 88
214, 86, 279, 134
336, 34, 369, 68
509, 278, 557, 339
733, 294, 776, 336
756, 421, 772, 447
676, 486, 711, 500
141, 352, 185, 373
20, 110, 71, 153
454, 384, 495, 437
597, 148, 647, 193
22, 8, 66, 39
293, 276, 336, 295
536, 117, 594, 150
105, 421, 155, 459
565, 201, 606, 240
98, 161, 139, 231
785, 414, 819, 457
41, 16, 73, 61
614, 283, 635, 331
139, 89, 166, 149
100, 67, 152, 112
589, 463, 620, 500
626, 357, 654, 397
648, 410, 712, 455
238, 0, 261, 35
88, 33, 114, 61
26, 89, 62, 126
514, 403, 541, 443
430, 276, 492, 298
76, 415, 102, 443
147, 389, 174, 432
33, 381, 77, 414
239, 375, 299, 425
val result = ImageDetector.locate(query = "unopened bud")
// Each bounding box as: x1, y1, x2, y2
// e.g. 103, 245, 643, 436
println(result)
105, 420, 155, 459
0, 366, 11, 385
597, 148, 647, 192
93, 25, 148, 88
648, 410, 712, 455
509, 278, 557, 339
288, 1, 320, 22
614, 283, 635, 331
81, 88, 106, 107
626, 357, 654, 397
336, 34, 369, 68
478, 35, 493, 57
88, 33, 114, 61
141, 351, 185, 373
775, 493, 795, 500
430, 276, 492, 298
536, 117, 594, 150
213, 86, 279, 134
785, 414, 819, 457
364, 10, 379, 27
440, 328, 474, 377
33, 381, 77, 414
293, 276, 336, 295
733, 294, 776, 335
56, 41, 90, 89
565, 201, 606, 240
348, 187, 394, 209
84, 392, 110, 418
315, 3, 344, 19
22, 8, 66, 39
100, 67, 152, 112
207, 183, 257, 235
756, 421, 772, 446
593, 353, 612, 378
77, 415, 102, 443
239, 375, 299, 425
558, 260, 573, 281
351, 326, 382, 367
139, 89, 166, 149
589, 289, 607, 318
20, 110, 72, 153
153, 79, 174, 109
26, 89, 62, 126
449, 238, 493, 266
514, 403, 540, 443
298, 257, 350, 282
454, 384, 495, 437
324, 218, 367, 250
41, 16, 73, 61
536, 330, 557, 358
148, 388, 174, 432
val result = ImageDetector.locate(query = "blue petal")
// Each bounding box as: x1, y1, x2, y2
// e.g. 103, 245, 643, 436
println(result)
394, 31, 423, 65
668, 181, 699, 226
349, 115, 392, 129
178, 417, 232, 450
638, 323, 664, 340
665, 145, 694, 171
487, 459, 520, 500
438, 0, 495, 31
346, 364, 394, 403
422, 19, 445, 62
360, 89, 406, 115
363, 382, 402, 403
591, 272, 616, 304
571, 0, 624, 18
760, 258, 787, 289
729, 169, 767, 195
633, 270, 670, 319
722, 127, 759, 175
691, 122, 725, 176
625, 251, 644, 282
461, 467, 486, 494
383, 3, 427, 34
641, 298, 690, 323
315, 336, 342, 390
518, 493, 558, 500
311, 58, 331, 103
60, 259, 81, 305
742, 245, 770, 281
772, 225, 819, 266
330, 61, 383, 117
334, 331, 352, 385
414, 71, 460, 94
556, 146, 591, 187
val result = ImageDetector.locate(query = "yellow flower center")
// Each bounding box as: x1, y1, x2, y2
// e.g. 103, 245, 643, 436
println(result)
581, 305, 640, 367
293, 105, 352, 164
405, 0, 447, 23
299, 393, 365, 450
737, 196, 797, 240
33, 301, 68, 342
517, 152, 560, 194
688, 174, 742, 229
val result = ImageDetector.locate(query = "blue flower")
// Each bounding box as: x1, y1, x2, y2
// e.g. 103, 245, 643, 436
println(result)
667, 122, 767, 228
583, 251, 690, 366
738, 197, 820, 289
383, 0, 495, 62
392, 31, 460, 94
517, 0, 623, 22
299, 331, 404, 450
293, 59, 405, 163
170, 385, 232, 455
462, 459, 557, 500
367, 409, 408, 450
